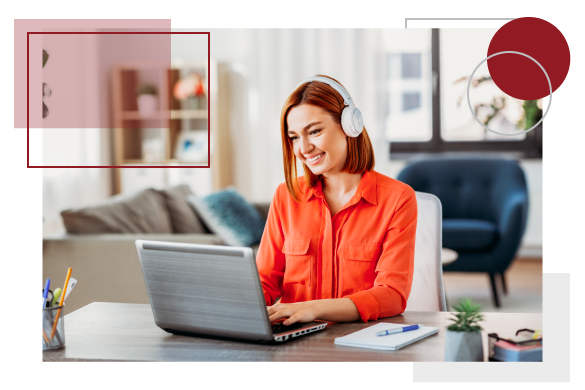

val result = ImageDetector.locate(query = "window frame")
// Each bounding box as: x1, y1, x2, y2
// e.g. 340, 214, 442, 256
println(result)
389, 29, 543, 159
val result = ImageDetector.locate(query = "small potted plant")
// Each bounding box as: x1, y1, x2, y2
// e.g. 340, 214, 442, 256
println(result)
445, 297, 484, 362
136, 83, 158, 116
454, 75, 543, 132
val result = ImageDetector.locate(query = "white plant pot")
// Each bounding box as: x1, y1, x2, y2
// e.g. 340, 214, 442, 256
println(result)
445, 330, 484, 362
137, 94, 157, 116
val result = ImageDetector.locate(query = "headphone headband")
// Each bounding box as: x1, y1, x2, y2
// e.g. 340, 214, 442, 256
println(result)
294, 76, 363, 137
295, 76, 354, 107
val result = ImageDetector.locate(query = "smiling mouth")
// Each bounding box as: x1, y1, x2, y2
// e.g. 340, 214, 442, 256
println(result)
307, 152, 325, 165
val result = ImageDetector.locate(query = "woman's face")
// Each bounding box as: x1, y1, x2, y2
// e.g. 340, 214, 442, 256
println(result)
286, 104, 348, 177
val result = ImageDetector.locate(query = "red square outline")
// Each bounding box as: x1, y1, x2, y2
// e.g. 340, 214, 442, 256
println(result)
15, 21, 211, 168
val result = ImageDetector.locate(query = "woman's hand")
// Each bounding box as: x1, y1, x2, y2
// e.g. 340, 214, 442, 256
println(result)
267, 298, 361, 325
267, 300, 324, 325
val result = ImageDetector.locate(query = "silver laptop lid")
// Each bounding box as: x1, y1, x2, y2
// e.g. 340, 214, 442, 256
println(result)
135, 240, 273, 341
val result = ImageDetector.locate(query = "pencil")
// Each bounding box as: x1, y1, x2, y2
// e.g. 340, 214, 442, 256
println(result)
50, 268, 72, 340
42, 329, 50, 344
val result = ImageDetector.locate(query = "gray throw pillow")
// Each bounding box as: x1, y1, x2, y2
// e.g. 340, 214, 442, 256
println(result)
158, 185, 206, 234
186, 187, 265, 247
61, 188, 173, 234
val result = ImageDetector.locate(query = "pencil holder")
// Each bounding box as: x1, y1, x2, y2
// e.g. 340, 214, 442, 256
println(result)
42, 305, 65, 350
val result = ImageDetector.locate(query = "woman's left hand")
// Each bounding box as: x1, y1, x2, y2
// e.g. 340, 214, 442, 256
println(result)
267, 301, 325, 325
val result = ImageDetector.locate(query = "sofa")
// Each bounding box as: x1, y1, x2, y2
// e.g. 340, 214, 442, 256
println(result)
43, 185, 270, 315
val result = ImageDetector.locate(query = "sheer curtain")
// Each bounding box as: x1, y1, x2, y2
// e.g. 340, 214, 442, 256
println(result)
42, 32, 113, 234
215, 29, 388, 202
42, 126, 112, 234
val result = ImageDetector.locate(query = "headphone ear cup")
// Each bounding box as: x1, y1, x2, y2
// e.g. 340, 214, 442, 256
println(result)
341, 106, 364, 137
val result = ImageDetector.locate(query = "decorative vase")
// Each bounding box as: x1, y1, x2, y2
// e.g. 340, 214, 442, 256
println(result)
137, 94, 157, 117
444, 330, 484, 362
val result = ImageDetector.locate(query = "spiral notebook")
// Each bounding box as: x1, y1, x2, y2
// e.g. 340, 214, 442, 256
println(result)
334, 323, 439, 350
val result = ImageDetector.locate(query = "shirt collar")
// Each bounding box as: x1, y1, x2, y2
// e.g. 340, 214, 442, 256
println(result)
304, 170, 377, 206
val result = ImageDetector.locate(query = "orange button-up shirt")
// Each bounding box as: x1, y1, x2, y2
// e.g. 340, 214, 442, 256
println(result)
256, 170, 417, 322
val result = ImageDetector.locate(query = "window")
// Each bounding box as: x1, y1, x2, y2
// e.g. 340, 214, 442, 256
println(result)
402, 92, 421, 111
386, 29, 542, 159
384, 29, 432, 142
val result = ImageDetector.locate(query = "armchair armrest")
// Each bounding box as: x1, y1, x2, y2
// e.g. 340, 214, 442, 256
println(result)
487, 190, 529, 272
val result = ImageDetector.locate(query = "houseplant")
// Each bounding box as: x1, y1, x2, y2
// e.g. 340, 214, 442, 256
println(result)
445, 297, 484, 361
136, 83, 158, 116
454, 75, 543, 132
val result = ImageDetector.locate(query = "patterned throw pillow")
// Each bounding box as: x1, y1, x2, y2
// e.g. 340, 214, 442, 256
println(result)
186, 187, 265, 247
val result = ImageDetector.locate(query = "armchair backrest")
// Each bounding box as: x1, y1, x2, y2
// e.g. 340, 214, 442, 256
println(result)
405, 192, 447, 312
397, 158, 527, 225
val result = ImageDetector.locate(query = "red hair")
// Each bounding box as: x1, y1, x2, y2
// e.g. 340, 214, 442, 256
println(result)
280, 75, 375, 202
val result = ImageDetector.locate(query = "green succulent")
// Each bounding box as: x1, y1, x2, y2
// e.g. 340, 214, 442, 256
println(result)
447, 297, 484, 333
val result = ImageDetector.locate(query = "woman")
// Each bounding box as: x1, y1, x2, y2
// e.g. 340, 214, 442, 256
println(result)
256, 75, 417, 326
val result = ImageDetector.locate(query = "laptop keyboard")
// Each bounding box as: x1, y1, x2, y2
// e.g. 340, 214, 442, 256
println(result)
271, 322, 305, 334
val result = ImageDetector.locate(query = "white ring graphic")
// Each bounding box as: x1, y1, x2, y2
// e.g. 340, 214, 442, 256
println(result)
467, 50, 552, 136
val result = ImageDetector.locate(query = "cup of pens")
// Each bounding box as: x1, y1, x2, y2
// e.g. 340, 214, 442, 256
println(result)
42, 305, 65, 350
42, 267, 75, 351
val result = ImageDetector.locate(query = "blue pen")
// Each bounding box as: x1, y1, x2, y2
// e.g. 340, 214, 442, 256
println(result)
42, 279, 51, 309
375, 324, 422, 337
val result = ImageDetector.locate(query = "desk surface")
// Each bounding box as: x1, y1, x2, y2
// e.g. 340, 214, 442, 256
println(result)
43, 302, 542, 362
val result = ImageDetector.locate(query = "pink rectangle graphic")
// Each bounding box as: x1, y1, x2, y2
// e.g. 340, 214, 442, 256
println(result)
17, 20, 210, 168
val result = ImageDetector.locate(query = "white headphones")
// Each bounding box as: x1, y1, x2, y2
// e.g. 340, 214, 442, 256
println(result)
295, 76, 364, 137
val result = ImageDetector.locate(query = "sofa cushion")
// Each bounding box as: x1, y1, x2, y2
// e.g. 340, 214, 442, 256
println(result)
61, 189, 173, 234
442, 219, 498, 251
186, 187, 265, 247
158, 185, 206, 234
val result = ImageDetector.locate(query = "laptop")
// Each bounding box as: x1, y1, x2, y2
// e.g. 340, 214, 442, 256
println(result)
135, 240, 327, 343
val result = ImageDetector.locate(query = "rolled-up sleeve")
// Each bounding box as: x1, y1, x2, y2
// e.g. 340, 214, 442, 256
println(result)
344, 187, 417, 322
255, 187, 286, 306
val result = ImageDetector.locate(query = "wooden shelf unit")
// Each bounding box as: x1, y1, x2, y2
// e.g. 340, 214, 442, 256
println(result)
111, 60, 215, 194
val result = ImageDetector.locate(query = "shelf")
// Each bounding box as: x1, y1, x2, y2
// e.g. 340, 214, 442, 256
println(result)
122, 160, 166, 165
112, 59, 217, 194
170, 110, 207, 120
122, 159, 208, 166
169, 159, 209, 165
120, 109, 207, 120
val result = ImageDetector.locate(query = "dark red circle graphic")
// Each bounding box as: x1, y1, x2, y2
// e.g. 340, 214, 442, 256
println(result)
487, 17, 570, 100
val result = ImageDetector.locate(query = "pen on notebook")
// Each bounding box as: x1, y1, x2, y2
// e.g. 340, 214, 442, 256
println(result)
42, 279, 51, 309
50, 268, 72, 340
375, 324, 423, 337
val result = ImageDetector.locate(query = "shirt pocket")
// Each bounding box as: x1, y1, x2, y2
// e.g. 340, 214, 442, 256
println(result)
339, 243, 382, 294
282, 237, 312, 286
